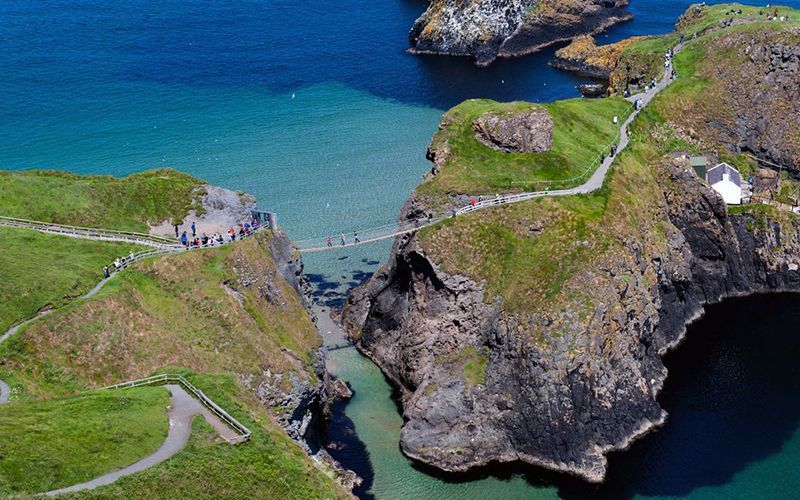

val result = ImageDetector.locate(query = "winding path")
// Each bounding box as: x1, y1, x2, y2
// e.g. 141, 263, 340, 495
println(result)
45, 384, 239, 496
297, 53, 679, 253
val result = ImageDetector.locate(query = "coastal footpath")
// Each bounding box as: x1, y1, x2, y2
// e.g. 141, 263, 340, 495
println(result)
0, 170, 353, 497
345, 4, 800, 482
409, 0, 632, 66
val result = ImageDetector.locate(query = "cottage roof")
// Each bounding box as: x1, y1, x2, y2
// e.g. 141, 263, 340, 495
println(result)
706, 162, 742, 188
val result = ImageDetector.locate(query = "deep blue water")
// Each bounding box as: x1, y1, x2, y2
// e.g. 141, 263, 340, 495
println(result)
3, 0, 800, 498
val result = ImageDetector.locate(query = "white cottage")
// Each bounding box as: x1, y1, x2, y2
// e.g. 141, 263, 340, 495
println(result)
706, 162, 743, 205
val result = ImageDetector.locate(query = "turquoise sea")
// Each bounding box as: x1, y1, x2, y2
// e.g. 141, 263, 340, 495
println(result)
3, 0, 800, 498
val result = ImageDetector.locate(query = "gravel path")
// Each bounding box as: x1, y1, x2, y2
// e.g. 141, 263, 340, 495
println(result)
0, 380, 10, 404
45, 384, 239, 496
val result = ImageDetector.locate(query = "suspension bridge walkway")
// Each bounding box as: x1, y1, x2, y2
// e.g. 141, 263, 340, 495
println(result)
295, 55, 677, 253
1, 49, 676, 257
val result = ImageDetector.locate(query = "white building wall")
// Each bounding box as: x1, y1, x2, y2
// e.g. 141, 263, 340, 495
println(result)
711, 179, 742, 205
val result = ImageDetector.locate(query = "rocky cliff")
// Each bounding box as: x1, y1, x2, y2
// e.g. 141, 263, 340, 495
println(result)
344, 8, 800, 482
344, 155, 800, 482
409, 0, 633, 66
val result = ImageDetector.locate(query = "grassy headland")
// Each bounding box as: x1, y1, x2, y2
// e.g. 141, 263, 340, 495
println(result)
0, 170, 349, 497
418, 3, 800, 316
63, 372, 347, 499
0, 168, 205, 231
416, 96, 632, 208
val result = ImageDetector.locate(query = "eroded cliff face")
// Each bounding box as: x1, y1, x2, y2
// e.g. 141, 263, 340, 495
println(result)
409, 0, 632, 66
343, 162, 800, 482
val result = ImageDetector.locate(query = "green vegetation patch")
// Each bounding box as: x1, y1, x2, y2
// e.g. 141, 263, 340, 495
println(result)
419, 90, 674, 315
0, 233, 320, 399
417, 96, 632, 204
0, 168, 205, 231
0, 386, 169, 496
437, 346, 489, 386
61, 371, 348, 500
0, 227, 146, 333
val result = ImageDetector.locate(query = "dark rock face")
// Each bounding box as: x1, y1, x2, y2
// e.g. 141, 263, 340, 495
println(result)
667, 28, 800, 175
343, 166, 800, 482
473, 108, 554, 153
409, 0, 633, 66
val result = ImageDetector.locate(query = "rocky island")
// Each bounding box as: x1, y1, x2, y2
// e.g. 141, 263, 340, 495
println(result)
345, 4, 800, 482
409, 0, 633, 66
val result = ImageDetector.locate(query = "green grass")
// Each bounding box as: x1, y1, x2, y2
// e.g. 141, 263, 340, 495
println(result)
418, 3, 800, 317
0, 386, 169, 496
417, 96, 633, 203
0, 233, 321, 400
0, 227, 146, 333
60, 372, 349, 499
0, 168, 205, 231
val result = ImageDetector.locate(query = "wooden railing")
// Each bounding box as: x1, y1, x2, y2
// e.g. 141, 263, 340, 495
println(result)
101, 373, 252, 444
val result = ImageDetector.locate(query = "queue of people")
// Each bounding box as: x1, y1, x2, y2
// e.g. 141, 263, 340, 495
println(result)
104, 218, 263, 277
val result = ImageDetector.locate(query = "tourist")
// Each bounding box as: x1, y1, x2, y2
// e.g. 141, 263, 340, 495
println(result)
129, 251, 134, 262
181, 231, 188, 247
191, 221, 196, 237
471, 198, 476, 207
228, 227, 235, 241
354, 231, 360, 244
201, 233, 209, 246
216, 233, 224, 244
428, 214, 433, 224
174, 224, 179, 238
113, 257, 122, 270
327, 235, 333, 247
340, 232, 346, 246
103, 265, 110, 278
601, 152, 606, 164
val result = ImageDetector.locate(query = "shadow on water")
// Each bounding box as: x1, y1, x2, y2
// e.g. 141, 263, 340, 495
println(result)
378, 293, 800, 499
325, 397, 377, 500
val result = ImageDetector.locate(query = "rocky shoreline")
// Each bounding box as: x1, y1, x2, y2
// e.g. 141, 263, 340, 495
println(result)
409, 0, 633, 66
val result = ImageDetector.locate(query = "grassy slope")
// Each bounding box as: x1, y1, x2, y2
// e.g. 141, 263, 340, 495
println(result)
0, 231, 347, 497
0, 227, 146, 333
0, 233, 320, 398
0, 387, 169, 496
0, 168, 205, 231
418, 4, 799, 315
66, 372, 346, 500
417, 96, 632, 205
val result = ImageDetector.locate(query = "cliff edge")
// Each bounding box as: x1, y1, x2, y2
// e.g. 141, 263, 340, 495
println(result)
345, 5, 800, 482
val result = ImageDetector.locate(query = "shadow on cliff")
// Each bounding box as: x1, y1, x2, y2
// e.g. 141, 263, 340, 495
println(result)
410, 293, 800, 498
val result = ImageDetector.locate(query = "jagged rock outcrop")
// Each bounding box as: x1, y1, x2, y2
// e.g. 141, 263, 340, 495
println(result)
343, 161, 800, 482
473, 108, 553, 153
550, 34, 646, 78
409, 0, 633, 66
